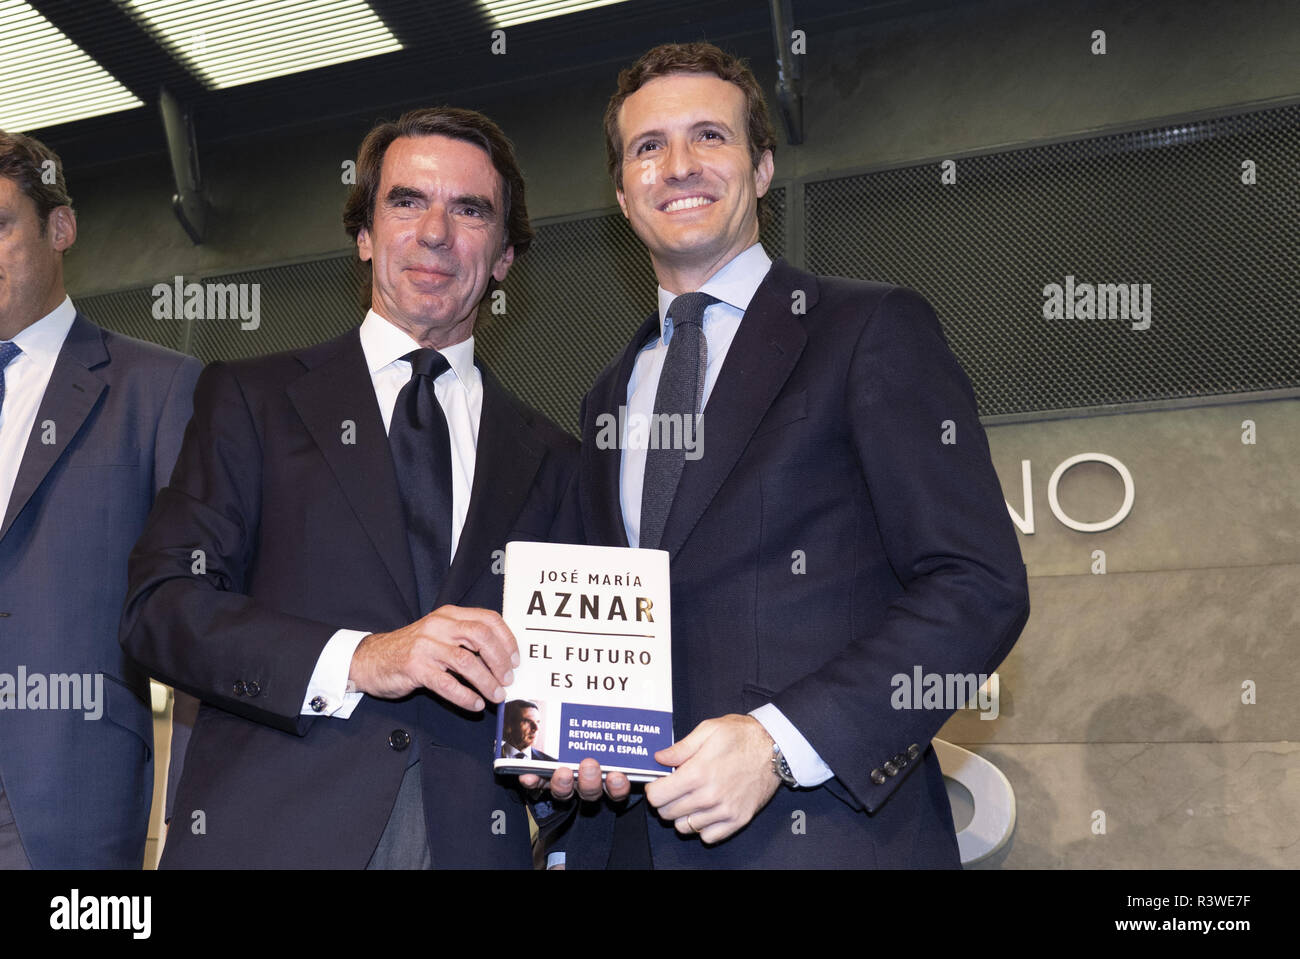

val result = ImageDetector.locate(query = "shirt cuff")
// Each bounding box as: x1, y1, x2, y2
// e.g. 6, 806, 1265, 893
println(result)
749, 703, 834, 787
301, 629, 370, 718
547, 852, 566, 869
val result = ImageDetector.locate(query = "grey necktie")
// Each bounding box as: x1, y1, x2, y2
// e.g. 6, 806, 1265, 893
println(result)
639, 292, 716, 550
0, 342, 22, 416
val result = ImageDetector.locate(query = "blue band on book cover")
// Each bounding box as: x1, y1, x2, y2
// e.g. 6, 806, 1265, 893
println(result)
559, 704, 672, 771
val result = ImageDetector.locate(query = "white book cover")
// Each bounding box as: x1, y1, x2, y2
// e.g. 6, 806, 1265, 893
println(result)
493, 540, 673, 782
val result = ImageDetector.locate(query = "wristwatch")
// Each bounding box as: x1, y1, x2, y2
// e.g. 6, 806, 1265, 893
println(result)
771, 742, 798, 787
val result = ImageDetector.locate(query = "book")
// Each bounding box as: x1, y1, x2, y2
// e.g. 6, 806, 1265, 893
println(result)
493, 540, 673, 782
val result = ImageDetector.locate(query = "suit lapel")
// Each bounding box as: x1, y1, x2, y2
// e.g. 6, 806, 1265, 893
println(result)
286, 330, 421, 620
580, 313, 659, 550
437, 364, 546, 606
1, 314, 108, 542
658, 259, 814, 557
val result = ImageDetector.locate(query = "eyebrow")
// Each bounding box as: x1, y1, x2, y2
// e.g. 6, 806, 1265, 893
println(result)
383, 185, 498, 215
626, 119, 738, 152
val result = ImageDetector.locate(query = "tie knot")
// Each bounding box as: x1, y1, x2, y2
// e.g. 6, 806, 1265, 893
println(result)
0, 341, 21, 371
667, 292, 718, 333
402, 348, 451, 380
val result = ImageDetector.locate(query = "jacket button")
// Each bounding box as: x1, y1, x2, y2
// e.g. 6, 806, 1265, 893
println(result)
244, 680, 261, 697
893, 752, 908, 767
870, 768, 886, 785
883, 761, 899, 777
0, 611, 10, 617
907, 743, 921, 760
233, 680, 247, 696
388, 729, 411, 751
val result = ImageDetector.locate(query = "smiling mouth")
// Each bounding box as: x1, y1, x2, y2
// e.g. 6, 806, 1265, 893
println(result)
661, 195, 714, 213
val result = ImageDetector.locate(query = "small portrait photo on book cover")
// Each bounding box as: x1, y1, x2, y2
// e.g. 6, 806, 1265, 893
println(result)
499, 698, 556, 762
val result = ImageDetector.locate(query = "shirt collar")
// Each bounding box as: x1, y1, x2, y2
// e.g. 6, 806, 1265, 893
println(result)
655, 243, 773, 339
359, 309, 476, 387
6, 296, 76, 363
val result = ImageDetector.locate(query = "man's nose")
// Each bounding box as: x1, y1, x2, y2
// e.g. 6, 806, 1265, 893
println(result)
417, 203, 452, 247
661, 137, 702, 182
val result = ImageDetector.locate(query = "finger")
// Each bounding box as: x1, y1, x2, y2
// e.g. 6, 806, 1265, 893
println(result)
576, 758, 606, 802
645, 767, 696, 810
424, 641, 506, 705
654, 721, 711, 767
671, 805, 722, 837
548, 766, 576, 801
438, 607, 519, 678
654, 788, 708, 822
698, 818, 740, 845
413, 659, 491, 711
604, 771, 631, 802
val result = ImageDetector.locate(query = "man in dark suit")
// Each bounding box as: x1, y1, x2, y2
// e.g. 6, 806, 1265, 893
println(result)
121, 108, 577, 868
0, 130, 200, 868
500, 699, 556, 762
547, 43, 1029, 868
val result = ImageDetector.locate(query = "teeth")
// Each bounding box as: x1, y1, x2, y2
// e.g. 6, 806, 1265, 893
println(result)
663, 196, 712, 212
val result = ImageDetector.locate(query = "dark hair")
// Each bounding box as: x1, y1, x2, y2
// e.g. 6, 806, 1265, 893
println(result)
603, 42, 776, 221
0, 129, 73, 235
504, 700, 539, 723
343, 107, 532, 309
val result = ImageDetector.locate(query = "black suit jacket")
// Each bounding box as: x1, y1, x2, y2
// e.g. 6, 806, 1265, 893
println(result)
120, 327, 577, 868
0, 313, 198, 868
563, 258, 1029, 868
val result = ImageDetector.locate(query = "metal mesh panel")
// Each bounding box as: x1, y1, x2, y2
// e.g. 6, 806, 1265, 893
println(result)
805, 106, 1300, 416
187, 257, 366, 364
77, 286, 186, 352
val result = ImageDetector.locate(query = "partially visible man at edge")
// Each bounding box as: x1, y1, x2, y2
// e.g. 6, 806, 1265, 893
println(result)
0, 130, 200, 868
121, 107, 577, 868
537, 42, 1030, 868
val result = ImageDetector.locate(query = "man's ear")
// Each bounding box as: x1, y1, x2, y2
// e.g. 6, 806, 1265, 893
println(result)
615, 186, 629, 219
492, 244, 515, 283
754, 150, 775, 199
48, 206, 76, 252
357, 227, 373, 262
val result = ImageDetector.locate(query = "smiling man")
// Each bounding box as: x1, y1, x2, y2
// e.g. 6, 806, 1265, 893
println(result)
121, 108, 578, 868
548, 43, 1030, 869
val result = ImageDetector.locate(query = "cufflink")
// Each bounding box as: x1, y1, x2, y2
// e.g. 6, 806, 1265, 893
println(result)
309, 695, 328, 713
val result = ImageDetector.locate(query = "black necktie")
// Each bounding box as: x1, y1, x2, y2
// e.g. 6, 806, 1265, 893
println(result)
639, 292, 716, 550
388, 349, 454, 613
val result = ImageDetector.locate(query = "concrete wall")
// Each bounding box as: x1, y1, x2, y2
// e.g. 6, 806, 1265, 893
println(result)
941, 397, 1299, 867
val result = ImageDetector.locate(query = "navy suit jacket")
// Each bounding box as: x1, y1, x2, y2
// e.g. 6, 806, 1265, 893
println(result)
0, 313, 199, 868
120, 327, 577, 868
562, 258, 1029, 868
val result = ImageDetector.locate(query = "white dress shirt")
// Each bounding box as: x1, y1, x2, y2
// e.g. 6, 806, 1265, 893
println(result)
618, 244, 833, 788
301, 310, 483, 718
0, 297, 76, 518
